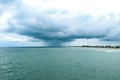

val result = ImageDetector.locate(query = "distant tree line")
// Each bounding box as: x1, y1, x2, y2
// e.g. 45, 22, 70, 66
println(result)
81, 45, 120, 48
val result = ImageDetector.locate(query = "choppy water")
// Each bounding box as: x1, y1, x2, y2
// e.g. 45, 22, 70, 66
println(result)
0, 47, 120, 80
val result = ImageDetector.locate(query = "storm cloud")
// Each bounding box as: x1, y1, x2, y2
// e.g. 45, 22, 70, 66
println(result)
0, 0, 120, 46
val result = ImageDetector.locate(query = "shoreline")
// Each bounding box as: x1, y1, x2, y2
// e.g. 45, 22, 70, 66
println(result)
73, 46, 120, 49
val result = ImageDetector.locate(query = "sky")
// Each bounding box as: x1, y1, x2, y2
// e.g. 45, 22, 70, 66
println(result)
0, 0, 120, 46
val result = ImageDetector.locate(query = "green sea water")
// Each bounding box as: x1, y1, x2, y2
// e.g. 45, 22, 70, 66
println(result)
0, 47, 120, 80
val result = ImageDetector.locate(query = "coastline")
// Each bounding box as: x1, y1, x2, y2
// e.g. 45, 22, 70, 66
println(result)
73, 46, 120, 50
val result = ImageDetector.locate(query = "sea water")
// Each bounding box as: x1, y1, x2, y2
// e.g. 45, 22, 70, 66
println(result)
0, 47, 120, 80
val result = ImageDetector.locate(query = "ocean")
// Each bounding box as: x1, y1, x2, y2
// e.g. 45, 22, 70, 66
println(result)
0, 47, 120, 80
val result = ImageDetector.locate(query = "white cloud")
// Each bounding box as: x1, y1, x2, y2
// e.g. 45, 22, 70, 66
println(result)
63, 38, 120, 46
21, 0, 45, 8
21, 0, 120, 16
0, 12, 13, 31
0, 33, 47, 46
0, 33, 31, 42
63, 38, 100, 46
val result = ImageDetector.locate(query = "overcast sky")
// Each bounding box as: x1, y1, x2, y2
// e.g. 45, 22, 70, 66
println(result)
0, 0, 120, 46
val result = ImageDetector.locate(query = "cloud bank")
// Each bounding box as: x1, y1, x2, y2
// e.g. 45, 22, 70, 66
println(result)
0, 0, 120, 46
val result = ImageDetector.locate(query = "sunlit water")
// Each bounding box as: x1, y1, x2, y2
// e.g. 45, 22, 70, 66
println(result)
0, 47, 120, 80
